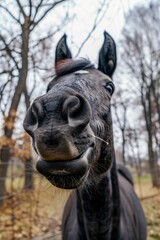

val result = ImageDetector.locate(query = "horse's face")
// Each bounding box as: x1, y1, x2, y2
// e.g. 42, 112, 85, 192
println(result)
23, 32, 116, 189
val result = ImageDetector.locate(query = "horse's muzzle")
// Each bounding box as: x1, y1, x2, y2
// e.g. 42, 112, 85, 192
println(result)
36, 146, 93, 189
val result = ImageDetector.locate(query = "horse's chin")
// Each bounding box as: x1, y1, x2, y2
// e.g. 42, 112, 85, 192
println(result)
36, 147, 93, 189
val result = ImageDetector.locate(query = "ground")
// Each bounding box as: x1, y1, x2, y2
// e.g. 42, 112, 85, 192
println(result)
0, 174, 160, 240
134, 175, 160, 240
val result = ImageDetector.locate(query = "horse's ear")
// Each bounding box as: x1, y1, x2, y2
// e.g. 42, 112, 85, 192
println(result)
55, 34, 72, 66
98, 31, 117, 77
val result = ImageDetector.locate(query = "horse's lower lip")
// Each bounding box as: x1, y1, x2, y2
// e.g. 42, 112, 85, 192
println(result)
36, 147, 93, 188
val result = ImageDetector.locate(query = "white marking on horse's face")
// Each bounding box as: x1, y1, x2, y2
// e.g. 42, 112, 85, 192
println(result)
74, 70, 89, 75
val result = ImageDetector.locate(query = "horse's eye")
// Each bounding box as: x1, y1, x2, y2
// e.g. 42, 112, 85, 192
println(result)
104, 82, 114, 96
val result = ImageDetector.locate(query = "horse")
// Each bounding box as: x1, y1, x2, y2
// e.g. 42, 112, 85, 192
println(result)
23, 32, 147, 240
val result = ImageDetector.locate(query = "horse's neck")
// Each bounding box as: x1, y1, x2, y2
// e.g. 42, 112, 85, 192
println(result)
76, 173, 113, 240
110, 158, 121, 240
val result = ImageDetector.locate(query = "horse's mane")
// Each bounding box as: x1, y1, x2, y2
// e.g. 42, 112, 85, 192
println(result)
55, 58, 95, 77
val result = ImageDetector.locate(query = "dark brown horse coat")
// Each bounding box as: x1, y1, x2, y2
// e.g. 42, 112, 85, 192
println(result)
23, 32, 147, 240
62, 164, 146, 240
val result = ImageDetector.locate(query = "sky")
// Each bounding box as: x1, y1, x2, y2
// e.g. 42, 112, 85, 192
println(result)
29, 0, 148, 99
0, 0, 147, 122
0, 0, 145, 109
28, 0, 148, 66
34, 0, 148, 157
0, 0, 149, 157
42, 0, 147, 61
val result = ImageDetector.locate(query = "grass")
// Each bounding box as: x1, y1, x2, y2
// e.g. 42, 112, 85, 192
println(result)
142, 195, 160, 240
133, 174, 160, 240
0, 175, 70, 240
0, 173, 160, 239
6, 177, 24, 192
134, 174, 151, 185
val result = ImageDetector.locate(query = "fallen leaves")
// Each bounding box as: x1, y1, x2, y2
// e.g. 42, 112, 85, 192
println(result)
0, 189, 63, 240
0, 179, 160, 240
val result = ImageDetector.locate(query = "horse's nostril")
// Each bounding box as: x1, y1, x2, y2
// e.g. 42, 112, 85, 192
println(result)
23, 101, 44, 136
63, 96, 81, 117
62, 95, 91, 130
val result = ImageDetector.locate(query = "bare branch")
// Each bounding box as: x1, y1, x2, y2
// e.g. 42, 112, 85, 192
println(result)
75, 0, 110, 56
15, 0, 26, 18
29, 0, 32, 17
0, 4, 19, 23
23, 86, 30, 109
0, 34, 20, 70
31, 30, 58, 49
30, 12, 69, 49
31, 0, 66, 31
32, 0, 44, 22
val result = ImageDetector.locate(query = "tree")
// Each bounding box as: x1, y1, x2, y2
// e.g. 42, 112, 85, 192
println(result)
112, 91, 128, 165
120, 0, 160, 186
0, 0, 69, 205
0, 0, 111, 204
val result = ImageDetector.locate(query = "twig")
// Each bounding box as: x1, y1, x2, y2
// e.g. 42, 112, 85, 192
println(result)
140, 192, 160, 201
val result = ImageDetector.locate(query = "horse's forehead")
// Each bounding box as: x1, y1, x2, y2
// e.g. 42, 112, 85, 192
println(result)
58, 69, 112, 83
47, 69, 112, 94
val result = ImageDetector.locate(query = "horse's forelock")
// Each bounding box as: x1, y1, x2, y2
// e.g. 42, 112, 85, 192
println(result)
55, 58, 95, 77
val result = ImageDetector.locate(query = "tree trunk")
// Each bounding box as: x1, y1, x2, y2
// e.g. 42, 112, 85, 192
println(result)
0, 146, 10, 205
141, 84, 160, 187
148, 135, 160, 187
0, 17, 31, 202
23, 88, 34, 190
147, 89, 160, 187
122, 128, 126, 165
24, 158, 34, 189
